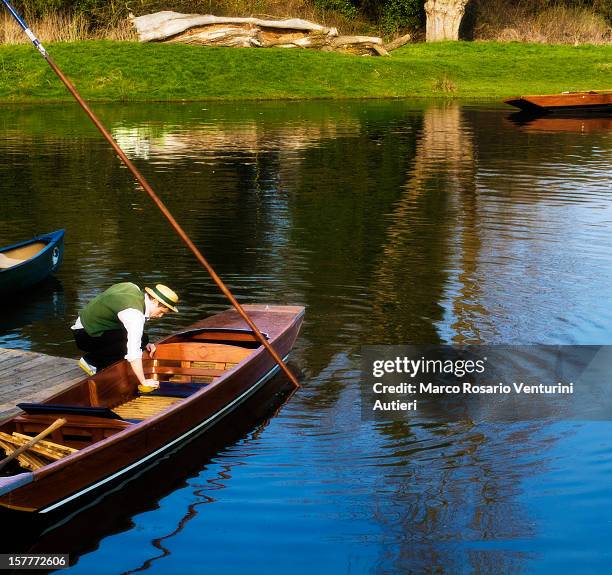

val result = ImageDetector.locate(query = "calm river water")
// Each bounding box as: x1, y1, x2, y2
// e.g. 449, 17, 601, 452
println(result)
1, 101, 612, 574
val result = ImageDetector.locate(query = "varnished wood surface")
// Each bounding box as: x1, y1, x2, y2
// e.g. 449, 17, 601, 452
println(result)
505, 91, 612, 112
0, 349, 82, 421
0, 305, 304, 513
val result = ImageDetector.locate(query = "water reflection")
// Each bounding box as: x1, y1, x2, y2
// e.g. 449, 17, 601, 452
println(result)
1, 100, 612, 574
506, 112, 612, 134
112, 117, 361, 162
0, 277, 65, 351
369, 103, 486, 344
370, 420, 543, 574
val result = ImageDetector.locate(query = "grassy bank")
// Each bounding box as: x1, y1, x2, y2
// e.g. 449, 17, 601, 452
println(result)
0, 40, 611, 102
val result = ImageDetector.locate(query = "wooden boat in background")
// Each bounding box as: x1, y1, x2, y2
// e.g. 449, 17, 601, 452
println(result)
504, 90, 612, 114
0, 304, 304, 516
0, 230, 64, 295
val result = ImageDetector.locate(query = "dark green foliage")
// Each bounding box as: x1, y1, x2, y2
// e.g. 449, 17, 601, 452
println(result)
13, 0, 86, 17
379, 0, 424, 35
355, 0, 424, 35
314, 0, 358, 18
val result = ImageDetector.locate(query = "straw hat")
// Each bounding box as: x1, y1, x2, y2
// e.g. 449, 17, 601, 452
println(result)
145, 284, 179, 312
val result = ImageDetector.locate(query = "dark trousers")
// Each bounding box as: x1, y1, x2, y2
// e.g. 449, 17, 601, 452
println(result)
73, 328, 149, 370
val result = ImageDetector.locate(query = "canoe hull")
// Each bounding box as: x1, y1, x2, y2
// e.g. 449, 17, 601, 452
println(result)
0, 305, 304, 515
0, 230, 65, 296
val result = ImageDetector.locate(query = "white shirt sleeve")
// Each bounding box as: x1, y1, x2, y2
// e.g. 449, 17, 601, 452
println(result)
117, 308, 146, 361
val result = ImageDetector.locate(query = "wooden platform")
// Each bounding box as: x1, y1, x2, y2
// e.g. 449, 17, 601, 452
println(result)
0, 348, 83, 420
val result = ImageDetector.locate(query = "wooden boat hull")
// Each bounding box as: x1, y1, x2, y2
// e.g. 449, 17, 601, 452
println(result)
0, 304, 304, 515
3, 373, 296, 551
505, 91, 612, 114
0, 230, 65, 296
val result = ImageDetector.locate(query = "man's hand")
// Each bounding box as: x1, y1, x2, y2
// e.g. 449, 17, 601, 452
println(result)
146, 343, 157, 357
129, 358, 157, 388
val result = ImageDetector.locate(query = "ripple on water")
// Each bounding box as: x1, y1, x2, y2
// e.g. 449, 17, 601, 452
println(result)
1, 102, 612, 574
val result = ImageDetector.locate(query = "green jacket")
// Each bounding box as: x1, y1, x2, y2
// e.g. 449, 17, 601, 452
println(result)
80, 282, 145, 337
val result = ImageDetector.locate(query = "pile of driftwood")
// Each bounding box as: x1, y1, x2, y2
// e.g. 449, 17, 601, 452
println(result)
132, 11, 410, 56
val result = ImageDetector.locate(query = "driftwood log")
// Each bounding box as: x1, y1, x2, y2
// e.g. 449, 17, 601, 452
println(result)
132, 11, 389, 56
385, 32, 412, 52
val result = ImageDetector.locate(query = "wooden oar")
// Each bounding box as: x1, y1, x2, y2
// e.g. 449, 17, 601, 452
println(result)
0, 418, 66, 472
0, 0, 300, 388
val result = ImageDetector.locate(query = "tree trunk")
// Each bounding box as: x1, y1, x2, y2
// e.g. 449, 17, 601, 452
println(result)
424, 0, 469, 42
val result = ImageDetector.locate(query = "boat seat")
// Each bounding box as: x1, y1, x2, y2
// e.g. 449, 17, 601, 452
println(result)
139, 382, 205, 398
151, 342, 252, 363
143, 342, 252, 384
146, 365, 225, 378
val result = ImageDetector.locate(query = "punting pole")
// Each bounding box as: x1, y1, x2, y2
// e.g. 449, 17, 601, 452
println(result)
1, 0, 300, 388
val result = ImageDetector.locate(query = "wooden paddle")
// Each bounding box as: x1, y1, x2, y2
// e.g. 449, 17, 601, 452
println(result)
0, 0, 300, 389
0, 418, 66, 472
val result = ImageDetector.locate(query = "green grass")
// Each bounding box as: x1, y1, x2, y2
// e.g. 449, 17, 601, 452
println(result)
0, 40, 610, 102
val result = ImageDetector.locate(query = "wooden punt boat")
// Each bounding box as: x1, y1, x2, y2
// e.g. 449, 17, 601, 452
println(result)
0, 304, 304, 516
0, 230, 65, 295
9, 374, 294, 553
504, 90, 612, 114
